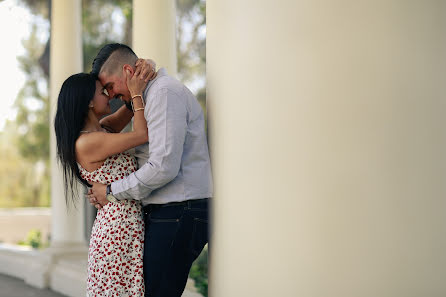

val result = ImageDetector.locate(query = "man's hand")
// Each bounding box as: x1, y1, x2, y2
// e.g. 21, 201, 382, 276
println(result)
87, 182, 108, 210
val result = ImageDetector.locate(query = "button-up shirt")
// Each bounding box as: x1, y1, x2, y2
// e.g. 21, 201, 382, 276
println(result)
110, 68, 213, 206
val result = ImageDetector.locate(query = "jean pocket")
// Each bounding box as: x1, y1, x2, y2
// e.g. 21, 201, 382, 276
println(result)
190, 217, 209, 257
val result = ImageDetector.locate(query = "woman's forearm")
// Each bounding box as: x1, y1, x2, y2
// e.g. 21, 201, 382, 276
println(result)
99, 105, 134, 133
131, 95, 148, 140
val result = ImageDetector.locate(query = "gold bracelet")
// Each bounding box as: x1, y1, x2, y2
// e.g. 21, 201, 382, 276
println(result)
130, 95, 145, 112
134, 107, 145, 112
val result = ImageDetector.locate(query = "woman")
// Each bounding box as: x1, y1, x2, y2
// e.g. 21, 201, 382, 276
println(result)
54, 59, 154, 296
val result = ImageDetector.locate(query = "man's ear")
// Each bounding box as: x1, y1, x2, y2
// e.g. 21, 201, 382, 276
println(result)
122, 64, 134, 76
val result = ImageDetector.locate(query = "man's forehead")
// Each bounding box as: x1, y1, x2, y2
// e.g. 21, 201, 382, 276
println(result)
97, 73, 108, 85
98, 72, 117, 87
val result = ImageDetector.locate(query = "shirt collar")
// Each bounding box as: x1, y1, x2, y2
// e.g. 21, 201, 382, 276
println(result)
144, 67, 168, 95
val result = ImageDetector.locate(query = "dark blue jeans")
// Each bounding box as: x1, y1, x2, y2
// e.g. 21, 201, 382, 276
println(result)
142, 198, 209, 297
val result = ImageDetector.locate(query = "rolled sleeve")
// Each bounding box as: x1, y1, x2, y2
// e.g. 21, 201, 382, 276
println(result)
111, 87, 187, 201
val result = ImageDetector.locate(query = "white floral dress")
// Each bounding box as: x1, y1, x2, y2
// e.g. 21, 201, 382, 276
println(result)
78, 152, 145, 297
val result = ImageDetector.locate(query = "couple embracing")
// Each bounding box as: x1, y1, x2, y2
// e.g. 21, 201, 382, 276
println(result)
54, 43, 213, 297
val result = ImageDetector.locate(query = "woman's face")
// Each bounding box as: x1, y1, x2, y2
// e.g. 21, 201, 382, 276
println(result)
90, 80, 112, 117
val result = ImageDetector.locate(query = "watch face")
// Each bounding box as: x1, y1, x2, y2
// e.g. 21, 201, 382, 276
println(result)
107, 194, 117, 203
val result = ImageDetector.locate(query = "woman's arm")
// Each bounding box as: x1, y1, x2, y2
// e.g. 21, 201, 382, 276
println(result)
99, 105, 133, 133
98, 58, 157, 133
76, 66, 149, 163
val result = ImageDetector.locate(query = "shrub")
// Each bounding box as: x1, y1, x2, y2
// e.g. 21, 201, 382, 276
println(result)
17, 229, 43, 249
189, 245, 208, 297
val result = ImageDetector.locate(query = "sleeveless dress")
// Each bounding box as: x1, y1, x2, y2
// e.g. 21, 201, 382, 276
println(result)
78, 152, 145, 297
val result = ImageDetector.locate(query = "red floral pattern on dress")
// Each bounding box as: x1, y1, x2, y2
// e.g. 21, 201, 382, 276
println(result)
78, 152, 144, 297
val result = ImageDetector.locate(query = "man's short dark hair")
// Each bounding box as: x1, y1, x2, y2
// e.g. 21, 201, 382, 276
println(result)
91, 43, 137, 76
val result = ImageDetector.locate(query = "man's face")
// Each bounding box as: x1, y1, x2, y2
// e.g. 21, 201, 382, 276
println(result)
98, 70, 131, 102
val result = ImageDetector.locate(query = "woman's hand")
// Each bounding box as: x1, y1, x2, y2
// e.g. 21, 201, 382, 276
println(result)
135, 58, 157, 82
87, 183, 108, 209
126, 65, 150, 97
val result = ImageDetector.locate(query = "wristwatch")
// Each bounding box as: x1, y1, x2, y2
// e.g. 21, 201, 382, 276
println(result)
106, 185, 118, 203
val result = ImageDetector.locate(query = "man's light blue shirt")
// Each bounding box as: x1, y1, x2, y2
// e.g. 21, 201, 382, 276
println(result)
110, 68, 213, 206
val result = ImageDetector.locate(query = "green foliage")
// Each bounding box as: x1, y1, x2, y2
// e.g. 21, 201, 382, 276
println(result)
6, 20, 50, 208
177, 0, 206, 85
189, 245, 209, 297
15, 24, 49, 163
0, 125, 50, 208
17, 229, 46, 249
16, 0, 49, 18
81, 0, 133, 72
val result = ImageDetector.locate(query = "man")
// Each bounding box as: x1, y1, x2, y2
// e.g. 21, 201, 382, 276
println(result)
88, 43, 213, 297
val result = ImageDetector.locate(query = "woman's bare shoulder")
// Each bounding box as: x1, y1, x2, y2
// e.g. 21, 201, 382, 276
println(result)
75, 132, 108, 158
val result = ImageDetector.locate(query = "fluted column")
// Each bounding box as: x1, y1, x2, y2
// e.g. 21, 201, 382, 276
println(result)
132, 0, 177, 75
208, 1, 446, 296
49, 0, 85, 248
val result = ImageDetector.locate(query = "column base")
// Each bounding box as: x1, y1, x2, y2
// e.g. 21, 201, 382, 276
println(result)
24, 242, 88, 295
0, 244, 38, 280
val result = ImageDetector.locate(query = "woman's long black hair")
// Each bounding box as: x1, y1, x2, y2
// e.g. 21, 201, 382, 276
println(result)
54, 73, 96, 207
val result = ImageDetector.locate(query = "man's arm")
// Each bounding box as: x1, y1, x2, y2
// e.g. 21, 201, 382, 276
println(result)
111, 87, 187, 200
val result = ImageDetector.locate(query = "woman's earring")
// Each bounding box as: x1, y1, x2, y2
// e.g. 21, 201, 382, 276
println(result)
89, 104, 94, 108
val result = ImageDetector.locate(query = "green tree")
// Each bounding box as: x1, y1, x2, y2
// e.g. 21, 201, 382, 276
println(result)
11, 19, 50, 207
81, 0, 133, 72
15, 25, 49, 163
0, 120, 49, 207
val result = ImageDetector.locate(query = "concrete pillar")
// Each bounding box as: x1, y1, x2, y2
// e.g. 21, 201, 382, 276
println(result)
207, 1, 446, 297
49, 0, 85, 249
132, 0, 177, 75
25, 0, 87, 291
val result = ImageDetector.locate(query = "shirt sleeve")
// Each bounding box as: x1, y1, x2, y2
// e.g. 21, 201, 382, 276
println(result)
110, 87, 187, 200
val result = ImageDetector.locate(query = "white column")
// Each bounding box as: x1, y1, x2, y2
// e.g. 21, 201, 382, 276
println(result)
49, 0, 85, 248
132, 0, 177, 75
208, 1, 446, 297
25, 0, 87, 291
